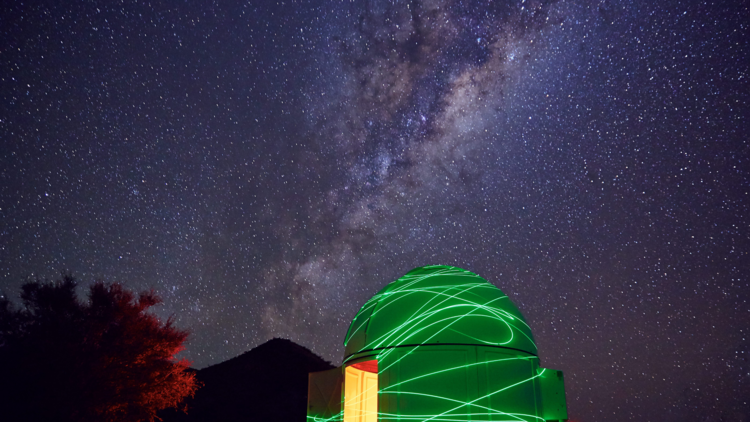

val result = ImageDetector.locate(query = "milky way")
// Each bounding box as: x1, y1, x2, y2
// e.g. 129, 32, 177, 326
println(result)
1, 0, 747, 420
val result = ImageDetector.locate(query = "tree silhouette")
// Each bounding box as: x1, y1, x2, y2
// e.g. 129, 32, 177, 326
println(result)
0, 275, 199, 422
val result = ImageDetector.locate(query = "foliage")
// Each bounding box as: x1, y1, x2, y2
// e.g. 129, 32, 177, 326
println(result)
0, 275, 199, 422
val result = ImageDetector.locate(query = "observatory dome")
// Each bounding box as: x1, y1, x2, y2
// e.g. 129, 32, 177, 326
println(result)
343, 265, 537, 361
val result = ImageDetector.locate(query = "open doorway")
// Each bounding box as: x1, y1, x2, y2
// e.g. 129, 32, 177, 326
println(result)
344, 360, 378, 422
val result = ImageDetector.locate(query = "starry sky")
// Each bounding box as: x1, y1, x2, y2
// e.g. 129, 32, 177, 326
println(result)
1, 0, 748, 420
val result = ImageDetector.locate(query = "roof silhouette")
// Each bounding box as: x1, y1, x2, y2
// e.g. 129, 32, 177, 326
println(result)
160, 338, 333, 422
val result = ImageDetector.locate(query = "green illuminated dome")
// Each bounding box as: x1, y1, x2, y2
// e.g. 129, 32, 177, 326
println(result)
343, 265, 537, 360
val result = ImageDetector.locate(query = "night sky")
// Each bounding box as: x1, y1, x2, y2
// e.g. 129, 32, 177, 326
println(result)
1, 0, 748, 420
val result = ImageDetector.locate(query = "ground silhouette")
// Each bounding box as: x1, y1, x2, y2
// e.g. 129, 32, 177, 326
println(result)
159, 338, 334, 422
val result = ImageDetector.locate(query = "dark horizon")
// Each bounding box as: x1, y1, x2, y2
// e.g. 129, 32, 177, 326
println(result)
1, 0, 747, 420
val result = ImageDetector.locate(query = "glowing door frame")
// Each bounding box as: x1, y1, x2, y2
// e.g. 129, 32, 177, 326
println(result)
343, 360, 378, 422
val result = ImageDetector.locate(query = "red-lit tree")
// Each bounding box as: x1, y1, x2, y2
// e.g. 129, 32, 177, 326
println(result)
0, 275, 199, 422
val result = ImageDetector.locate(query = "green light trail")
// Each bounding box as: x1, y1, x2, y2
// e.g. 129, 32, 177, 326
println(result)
380, 355, 537, 391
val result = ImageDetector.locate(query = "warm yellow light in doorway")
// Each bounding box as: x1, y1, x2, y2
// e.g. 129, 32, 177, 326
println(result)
343, 362, 378, 422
